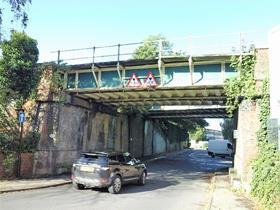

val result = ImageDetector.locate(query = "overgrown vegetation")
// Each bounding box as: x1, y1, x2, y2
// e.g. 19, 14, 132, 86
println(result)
224, 53, 256, 116
38, 62, 65, 102
0, 32, 39, 143
0, 31, 40, 176
2, 152, 17, 177
251, 80, 280, 210
224, 51, 280, 209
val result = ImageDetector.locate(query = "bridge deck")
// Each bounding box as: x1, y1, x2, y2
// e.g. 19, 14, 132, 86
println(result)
70, 85, 225, 107
61, 55, 237, 111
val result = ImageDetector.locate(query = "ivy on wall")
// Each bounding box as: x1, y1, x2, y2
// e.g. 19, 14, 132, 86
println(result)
224, 51, 280, 209
251, 80, 280, 210
224, 53, 256, 116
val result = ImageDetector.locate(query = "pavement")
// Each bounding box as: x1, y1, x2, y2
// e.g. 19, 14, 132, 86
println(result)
0, 151, 256, 210
207, 172, 256, 210
0, 174, 72, 193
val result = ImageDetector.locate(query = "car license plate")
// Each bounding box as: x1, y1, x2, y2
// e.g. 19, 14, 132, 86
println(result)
80, 165, 94, 172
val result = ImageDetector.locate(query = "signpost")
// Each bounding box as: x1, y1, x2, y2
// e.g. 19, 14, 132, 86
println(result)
17, 110, 25, 177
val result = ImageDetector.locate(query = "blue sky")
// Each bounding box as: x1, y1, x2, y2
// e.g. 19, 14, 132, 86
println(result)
1, 0, 280, 62
206, 119, 222, 131
3, 0, 276, 129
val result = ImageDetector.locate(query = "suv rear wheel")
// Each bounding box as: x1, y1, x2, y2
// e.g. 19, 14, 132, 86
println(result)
73, 182, 85, 190
138, 172, 146, 186
108, 175, 122, 194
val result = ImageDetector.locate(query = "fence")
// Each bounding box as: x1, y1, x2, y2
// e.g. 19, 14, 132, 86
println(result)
51, 31, 267, 65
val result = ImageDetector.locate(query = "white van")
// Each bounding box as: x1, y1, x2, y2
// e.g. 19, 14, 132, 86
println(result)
207, 140, 233, 158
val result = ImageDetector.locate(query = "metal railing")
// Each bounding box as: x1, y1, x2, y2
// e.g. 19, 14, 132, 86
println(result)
51, 31, 267, 65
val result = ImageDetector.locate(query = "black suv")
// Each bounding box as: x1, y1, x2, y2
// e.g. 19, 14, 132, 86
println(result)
72, 151, 147, 194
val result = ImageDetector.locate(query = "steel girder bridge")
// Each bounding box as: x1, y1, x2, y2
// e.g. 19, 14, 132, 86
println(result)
55, 36, 252, 118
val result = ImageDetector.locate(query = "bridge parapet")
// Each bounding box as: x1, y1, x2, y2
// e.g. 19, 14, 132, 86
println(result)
64, 55, 237, 90
53, 32, 266, 107
53, 32, 262, 91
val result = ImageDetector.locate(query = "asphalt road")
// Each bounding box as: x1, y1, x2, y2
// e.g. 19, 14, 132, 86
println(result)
0, 149, 232, 210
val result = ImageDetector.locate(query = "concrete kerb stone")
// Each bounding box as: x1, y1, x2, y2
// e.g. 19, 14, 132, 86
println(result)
206, 171, 256, 210
0, 181, 72, 194
204, 168, 231, 210
204, 173, 216, 210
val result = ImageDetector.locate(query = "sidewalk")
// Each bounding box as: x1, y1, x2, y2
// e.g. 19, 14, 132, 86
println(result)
0, 174, 72, 193
208, 172, 256, 210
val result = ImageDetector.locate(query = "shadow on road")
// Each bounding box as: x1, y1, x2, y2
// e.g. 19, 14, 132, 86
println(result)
89, 178, 179, 194
83, 150, 231, 194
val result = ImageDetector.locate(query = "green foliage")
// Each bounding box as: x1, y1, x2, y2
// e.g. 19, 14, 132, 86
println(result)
251, 79, 280, 210
0, 134, 17, 177
224, 53, 256, 116
159, 118, 208, 140
251, 142, 280, 210
39, 62, 66, 102
51, 70, 64, 93
0, 31, 39, 104
0, 132, 17, 153
182, 119, 209, 129
3, 152, 17, 176
258, 80, 270, 138
188, 126, 206, 141
21, 131, 40, 152
0, 104, 18, 135
220, 119, 234, 141
0, 0, 31, 27
0, 32, 39, 156
224, 52, 279, 209
132, 34, 173, 60
0, 131, 39, 154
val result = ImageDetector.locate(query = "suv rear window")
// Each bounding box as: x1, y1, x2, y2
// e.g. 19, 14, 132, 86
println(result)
109, 154, 125, 163
78, 154, 108, 166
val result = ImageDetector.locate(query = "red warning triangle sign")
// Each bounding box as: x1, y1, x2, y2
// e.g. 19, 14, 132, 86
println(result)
143, 72, 158, 88
126, 73, 142, 88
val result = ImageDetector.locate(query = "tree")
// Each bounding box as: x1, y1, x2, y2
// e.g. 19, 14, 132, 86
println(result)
132, 34, 173, 60
220, 119, 234, 141
188, 126, 206, 142
0, 31, 39, 167
182, 118, 208, 130
0, 31, 39, 104
0, 0, 31, 27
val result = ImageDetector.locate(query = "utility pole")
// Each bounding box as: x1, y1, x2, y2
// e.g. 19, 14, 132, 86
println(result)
17, 109, 25, 177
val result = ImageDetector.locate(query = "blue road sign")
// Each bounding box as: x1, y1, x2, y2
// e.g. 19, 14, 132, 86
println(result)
19, 111, 25, 124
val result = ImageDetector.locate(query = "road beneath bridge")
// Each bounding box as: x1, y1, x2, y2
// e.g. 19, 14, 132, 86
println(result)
0, 150, 232, 210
